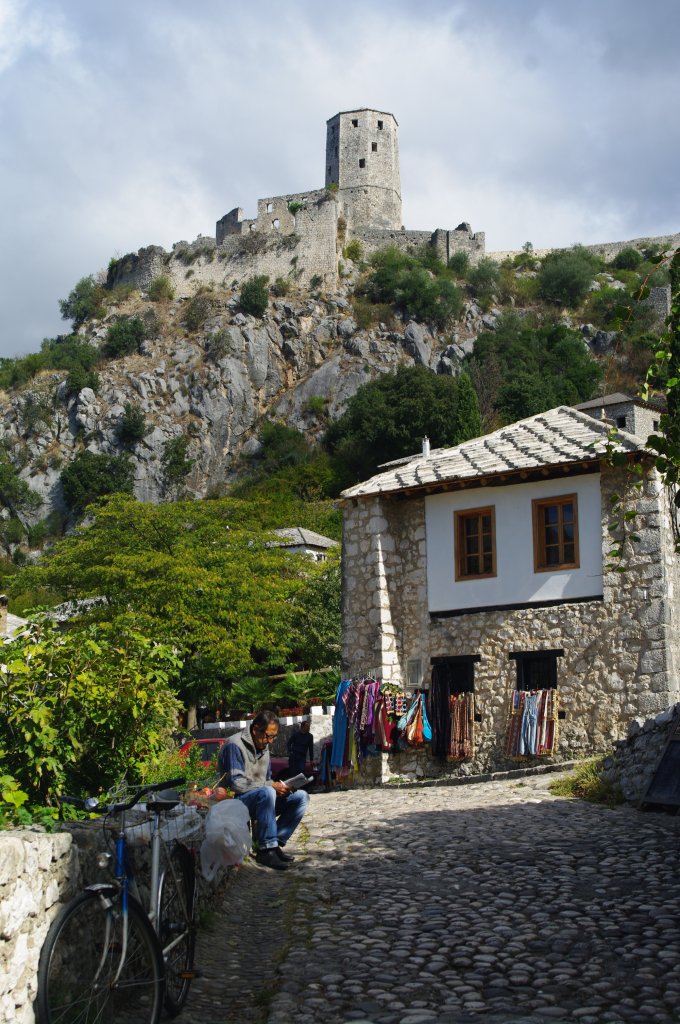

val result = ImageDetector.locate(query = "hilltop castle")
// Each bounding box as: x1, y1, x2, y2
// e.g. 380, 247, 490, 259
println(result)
107, 106, 679, 299
108, 108, 485, 296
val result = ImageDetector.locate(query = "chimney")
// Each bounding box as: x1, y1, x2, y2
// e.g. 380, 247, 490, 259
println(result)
422, 436, 431, 458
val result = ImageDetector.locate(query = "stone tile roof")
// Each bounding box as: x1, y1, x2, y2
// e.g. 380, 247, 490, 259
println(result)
340, 405, 646, 500
575, 392, 664, 412
272, 527, 338, 549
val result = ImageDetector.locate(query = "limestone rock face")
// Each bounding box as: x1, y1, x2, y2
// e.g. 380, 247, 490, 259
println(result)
0, 290, 488, 522
4, 282, 604, 524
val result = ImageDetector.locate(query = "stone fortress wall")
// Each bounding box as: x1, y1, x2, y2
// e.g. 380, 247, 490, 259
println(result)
108, 107, 488, 298
108, 106, 679, 304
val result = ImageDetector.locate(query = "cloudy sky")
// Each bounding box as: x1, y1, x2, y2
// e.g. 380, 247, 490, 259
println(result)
1, 0, 678, 357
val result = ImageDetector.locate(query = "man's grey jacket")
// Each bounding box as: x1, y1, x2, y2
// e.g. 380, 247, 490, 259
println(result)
218, 726, 274, 794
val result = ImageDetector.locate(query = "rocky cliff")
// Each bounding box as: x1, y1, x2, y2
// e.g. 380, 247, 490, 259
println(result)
0, 269, 501, 523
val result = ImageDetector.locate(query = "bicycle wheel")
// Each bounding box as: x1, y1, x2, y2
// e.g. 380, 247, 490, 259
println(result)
38, 888, 164, 1024
158, 843, 196, 1015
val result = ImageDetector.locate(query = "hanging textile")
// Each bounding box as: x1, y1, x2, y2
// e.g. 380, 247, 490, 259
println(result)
449, 692, 475, 760
330, 679, 351, 769
330, 677, 384, 772
402, 691, 431, 746
505, 688, 559, 757
429, 665, 453, 760
383, 692, 408, 716
373, 694, 396, 751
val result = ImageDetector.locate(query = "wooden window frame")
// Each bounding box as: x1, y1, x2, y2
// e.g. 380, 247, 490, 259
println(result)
532, 493, 579, 573
510, 649, 563, 690
454, 506, 497, 581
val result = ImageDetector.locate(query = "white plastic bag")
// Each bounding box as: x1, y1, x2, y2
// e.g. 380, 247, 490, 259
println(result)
200, 798, 251, 880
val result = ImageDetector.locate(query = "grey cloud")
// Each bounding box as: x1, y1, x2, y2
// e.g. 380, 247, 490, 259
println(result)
0, 0, 678, 357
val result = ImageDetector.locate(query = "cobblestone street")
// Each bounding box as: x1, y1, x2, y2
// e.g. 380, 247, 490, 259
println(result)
192, 773, 680, 1024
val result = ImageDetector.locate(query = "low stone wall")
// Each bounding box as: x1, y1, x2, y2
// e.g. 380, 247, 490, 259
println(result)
600, 702, 680, 803
340, 742, 568, 787
0, 830, 76, 1024
203, 710, 335, 761
1, 808, 225, 1024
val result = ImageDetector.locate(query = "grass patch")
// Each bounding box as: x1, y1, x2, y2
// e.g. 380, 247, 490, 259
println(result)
549, 757, 624, 806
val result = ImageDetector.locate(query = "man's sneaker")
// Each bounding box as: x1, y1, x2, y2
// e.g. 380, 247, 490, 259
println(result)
256, 848, 289, 870
276, 846, 295, 862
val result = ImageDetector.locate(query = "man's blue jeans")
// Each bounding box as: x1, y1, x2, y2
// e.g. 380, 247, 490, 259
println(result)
236, 786, 309, 850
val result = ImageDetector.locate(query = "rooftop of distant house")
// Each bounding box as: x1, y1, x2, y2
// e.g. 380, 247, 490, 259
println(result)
271, 528, 338, 550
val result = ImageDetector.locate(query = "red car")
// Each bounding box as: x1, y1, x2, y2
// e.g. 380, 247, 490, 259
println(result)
179, 737, 318, 785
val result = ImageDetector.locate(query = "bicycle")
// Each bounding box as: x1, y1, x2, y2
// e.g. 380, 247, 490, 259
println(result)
37, 777, 198, 1024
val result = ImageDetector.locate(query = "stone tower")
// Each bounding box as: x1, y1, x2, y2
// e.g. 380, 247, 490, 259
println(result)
325, 108, 401, 231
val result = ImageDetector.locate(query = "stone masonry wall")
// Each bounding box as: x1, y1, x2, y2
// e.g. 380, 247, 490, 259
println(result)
354, 225, 486, 264
600, 702, 680, 803
0, 830, 76, 1024
341, 461, 680, 777
1, 811, 228, 1024
488, 230, 680, 265
111, 193, 339, 299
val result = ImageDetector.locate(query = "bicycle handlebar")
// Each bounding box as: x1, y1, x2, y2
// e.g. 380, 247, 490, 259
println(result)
59, 777, 187, 815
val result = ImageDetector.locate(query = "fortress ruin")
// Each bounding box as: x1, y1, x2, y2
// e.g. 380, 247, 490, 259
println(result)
108, 107, 484, 297
108, 107, 679, 300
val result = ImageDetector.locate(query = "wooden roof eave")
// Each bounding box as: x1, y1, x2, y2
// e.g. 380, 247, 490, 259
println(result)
337, 448, 650, 507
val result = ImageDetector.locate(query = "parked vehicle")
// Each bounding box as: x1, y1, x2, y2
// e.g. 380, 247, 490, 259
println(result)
179, 738, 222, 769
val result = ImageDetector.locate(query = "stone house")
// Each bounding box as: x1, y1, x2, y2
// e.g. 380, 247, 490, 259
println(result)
339, 404, 680, 773
271, 527, 338, 563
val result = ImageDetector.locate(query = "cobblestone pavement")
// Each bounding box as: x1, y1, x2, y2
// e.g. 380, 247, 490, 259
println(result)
191, 774, 680, 1024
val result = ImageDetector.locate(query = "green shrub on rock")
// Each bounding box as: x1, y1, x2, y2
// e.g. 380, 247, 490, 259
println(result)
239, 275, 270, 317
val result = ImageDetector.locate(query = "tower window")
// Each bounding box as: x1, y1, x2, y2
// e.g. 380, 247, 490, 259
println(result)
272, 219, 280, 230
266, 202, 273, 213
377, 120, 383, 130
359, 159, 366, 169
372, 142, 378, 152
335, 146, 338, 157
352, 119, 358, 127
328, 166, 332, 176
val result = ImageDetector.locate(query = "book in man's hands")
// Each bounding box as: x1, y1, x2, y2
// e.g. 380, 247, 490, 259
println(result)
284, 773, 314, 791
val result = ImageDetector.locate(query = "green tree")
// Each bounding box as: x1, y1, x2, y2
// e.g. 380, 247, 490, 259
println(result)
325, 365, 481, 483
0, 450, 42, 518
117, 403, 148, 447
0, 620, 182, 804
451, 371, 482, 442
448, 251, 470, 277
59, 276, 106, 328
102, 316, 147, 359
466, 313, 602, 423
290, 552, 341, 668
60, 451, 135, 513
365, 247, 463, 328
64, 364, 100, 399
240, 275, 270, 318
161, 437, 194, 496
611, 247, 643, 271
147, 274, 175, 301
537, 245, 602, 307
182, 292, 217, 332
467, 257, 501, 307
11, 494, 339, 703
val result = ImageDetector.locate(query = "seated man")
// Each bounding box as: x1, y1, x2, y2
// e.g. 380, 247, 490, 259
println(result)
218, 709, 309, 871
